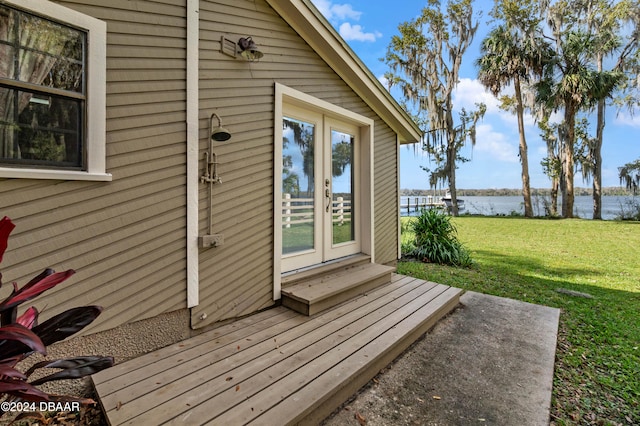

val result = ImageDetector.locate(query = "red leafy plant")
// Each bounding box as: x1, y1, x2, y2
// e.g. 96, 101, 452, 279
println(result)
0, 216, 113, 416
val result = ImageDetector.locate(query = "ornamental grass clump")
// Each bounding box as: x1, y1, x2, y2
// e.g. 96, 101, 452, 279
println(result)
0, 216, 113, 419
403, 209, 472, 267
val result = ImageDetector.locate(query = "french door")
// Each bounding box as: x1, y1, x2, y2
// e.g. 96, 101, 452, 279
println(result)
281, 107, 360, 272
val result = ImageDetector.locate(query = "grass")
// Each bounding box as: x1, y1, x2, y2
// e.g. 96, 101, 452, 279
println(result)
397, 217, 640, 425
282, 221, 353, 254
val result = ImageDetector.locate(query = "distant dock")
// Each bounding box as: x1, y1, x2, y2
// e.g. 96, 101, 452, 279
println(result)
400, 196, 446, 215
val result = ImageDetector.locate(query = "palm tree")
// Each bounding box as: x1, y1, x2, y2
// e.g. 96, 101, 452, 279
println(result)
477, 24, 551, 217
536, 30, 624, 217
594, 0, 639, 219
567, 0, 640, 219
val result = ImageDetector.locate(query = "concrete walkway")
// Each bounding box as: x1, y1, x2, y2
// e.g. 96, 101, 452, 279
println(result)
323, 291, 560, 425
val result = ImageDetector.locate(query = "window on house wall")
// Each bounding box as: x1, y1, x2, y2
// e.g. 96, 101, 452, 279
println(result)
0, 0, 108, 180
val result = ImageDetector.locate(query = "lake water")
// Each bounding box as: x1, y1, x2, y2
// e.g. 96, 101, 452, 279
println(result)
400, 195, 638, 220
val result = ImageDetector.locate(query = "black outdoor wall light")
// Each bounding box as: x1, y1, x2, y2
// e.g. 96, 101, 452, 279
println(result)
237, 36, 264, 61
219, 35, 264, 62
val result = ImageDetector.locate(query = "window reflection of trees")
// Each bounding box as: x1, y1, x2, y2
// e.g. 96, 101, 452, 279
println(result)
283, 118, 315, 197
331, 132, 352, 178
0, 5, 85, 167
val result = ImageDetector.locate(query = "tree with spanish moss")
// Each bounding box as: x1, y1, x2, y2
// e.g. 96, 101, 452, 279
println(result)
619, 158, 640, 194
384, 0, 485, 216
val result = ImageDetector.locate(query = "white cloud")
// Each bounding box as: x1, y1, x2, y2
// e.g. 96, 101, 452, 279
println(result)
311, 0, 381, 42
311, 0, 333, 17
452, 78, 546, 128
330, 3, 362, 21
614, 111, 640, 128
311, 0, 362, 21
473, 124, 519, 163
339, 22, 382, 42
395, 78, 519, 164
452, 78, 501, 114
378, 74, 390, 89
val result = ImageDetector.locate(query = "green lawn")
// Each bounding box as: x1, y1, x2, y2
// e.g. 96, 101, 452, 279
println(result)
398, 217, 639, 425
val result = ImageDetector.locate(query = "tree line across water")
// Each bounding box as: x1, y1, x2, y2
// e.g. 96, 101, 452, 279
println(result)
400, 187, 633, 197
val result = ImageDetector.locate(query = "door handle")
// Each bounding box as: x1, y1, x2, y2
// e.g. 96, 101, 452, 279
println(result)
325, 188, 331, 212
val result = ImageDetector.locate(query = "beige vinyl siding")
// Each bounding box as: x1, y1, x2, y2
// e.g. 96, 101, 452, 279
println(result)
193, 0, 399, 328
0, 0, 188, 334
373, 122, 401, 265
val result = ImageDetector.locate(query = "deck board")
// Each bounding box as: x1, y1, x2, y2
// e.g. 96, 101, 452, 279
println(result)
250, 286, 462, 426
95, 308, 301, 396
92, 274, 462, 425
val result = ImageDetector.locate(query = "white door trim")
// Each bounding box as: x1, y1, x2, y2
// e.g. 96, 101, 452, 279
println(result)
273, 83, 374, 300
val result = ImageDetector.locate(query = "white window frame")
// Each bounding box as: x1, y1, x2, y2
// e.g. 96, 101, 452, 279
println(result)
0, 0, 110, 181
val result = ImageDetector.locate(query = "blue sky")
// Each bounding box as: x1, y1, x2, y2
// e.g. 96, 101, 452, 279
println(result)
310, 0, 640, 190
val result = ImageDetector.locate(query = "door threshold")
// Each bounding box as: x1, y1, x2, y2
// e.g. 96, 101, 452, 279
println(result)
282, 254, 370, 276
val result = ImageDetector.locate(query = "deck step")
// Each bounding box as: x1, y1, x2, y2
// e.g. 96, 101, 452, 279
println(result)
281, 263, 395, 315
281, 254, 372, 287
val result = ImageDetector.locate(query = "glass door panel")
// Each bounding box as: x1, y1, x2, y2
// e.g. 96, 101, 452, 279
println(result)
330, 129, 355, 245
282, 117, 316, 256
323, 118, 360, 261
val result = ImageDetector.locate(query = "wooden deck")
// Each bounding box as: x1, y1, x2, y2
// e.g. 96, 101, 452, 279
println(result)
92, 274, 462, 425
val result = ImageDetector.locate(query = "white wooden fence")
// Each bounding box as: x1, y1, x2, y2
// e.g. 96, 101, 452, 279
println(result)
282, 193, 352, 228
